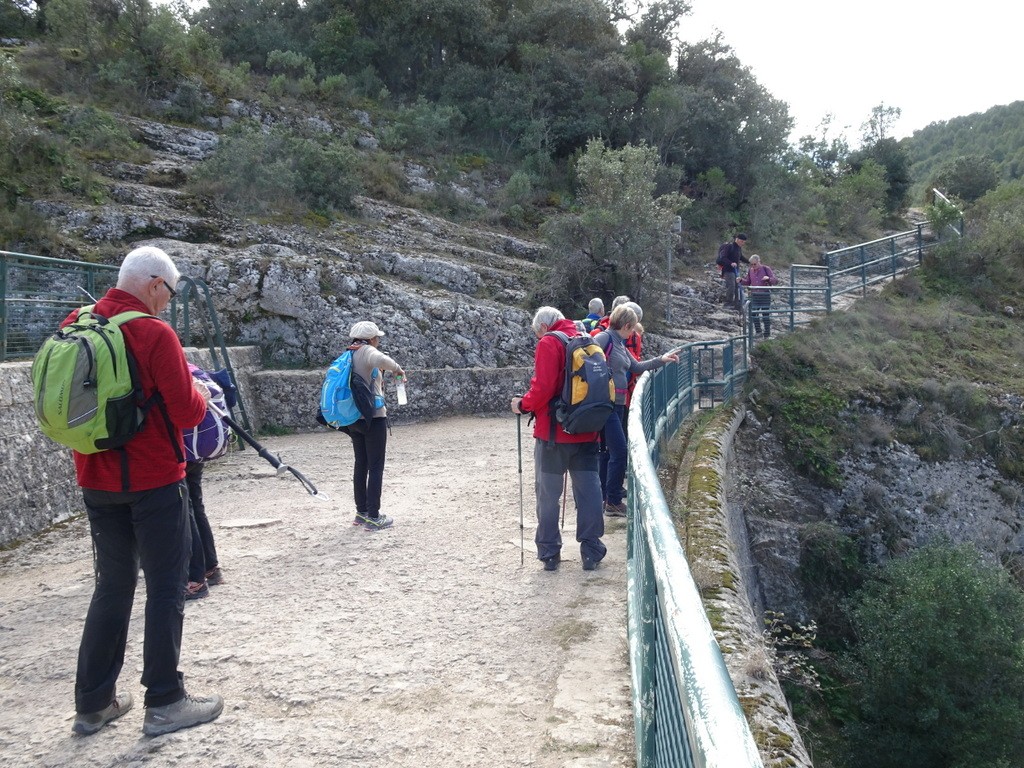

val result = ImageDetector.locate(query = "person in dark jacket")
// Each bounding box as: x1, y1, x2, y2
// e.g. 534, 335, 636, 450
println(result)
511, 307, 607, 572
67, 245, 224, 738
716, 233, 749, 310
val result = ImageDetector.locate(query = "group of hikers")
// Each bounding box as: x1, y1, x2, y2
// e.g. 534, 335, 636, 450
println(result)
48, 233, 762, 739
511, 297, 678, 571
715, 232, 779, 338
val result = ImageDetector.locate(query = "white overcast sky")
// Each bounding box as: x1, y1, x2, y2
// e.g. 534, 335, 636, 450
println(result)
677, 0, 1021, 145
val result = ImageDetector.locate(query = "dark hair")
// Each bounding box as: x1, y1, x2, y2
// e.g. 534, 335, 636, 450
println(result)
735, 233, 748, 241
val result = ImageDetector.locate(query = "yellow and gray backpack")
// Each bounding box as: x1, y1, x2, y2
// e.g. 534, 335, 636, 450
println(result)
546, 330, 615, 443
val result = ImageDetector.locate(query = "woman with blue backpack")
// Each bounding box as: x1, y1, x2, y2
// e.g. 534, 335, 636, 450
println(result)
323, 321, 406, 531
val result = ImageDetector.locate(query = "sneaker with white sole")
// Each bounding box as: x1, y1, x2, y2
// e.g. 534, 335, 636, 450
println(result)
143, 693, 224, 737
73, 692, 133, 735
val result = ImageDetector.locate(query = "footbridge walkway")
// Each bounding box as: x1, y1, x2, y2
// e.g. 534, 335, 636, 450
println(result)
0, 209, 962, 767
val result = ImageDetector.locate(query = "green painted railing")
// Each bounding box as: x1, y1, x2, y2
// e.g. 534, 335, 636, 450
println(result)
0, 250, 250, 431
629, 214, 963, 765
626, 337, 762, 768
0, 250, 119, 360
742, 218, 961, 347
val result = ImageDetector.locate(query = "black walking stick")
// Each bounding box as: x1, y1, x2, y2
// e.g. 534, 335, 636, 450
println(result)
560, 472, 567, 531
517, 412, 524, 566
208, 402, 328, 501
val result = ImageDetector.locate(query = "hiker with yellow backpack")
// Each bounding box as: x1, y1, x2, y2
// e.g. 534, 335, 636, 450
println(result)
510, 306, 612, 572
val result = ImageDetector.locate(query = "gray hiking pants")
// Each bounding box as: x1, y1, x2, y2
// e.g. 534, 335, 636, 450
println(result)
534, 439, 607, 564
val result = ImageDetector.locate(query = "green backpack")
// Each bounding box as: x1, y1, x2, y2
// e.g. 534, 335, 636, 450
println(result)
32, 306, 154, 454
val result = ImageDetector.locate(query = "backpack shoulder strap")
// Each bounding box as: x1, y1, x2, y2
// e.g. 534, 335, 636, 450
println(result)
545, 330, 569, 345
107, 310, 155, 326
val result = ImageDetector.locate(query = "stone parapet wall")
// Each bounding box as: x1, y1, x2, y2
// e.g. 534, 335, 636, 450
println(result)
0, 348, 530, 547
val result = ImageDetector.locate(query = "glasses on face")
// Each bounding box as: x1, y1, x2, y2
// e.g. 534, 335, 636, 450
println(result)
150, 275, 178, 300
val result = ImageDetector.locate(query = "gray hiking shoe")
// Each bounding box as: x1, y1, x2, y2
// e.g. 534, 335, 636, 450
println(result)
362, 514, 394, 531
73, 692, 133, 735
143, 693, 224, 737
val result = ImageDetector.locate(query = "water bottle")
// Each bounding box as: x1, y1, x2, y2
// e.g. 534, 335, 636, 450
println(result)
396, 374, 408, 406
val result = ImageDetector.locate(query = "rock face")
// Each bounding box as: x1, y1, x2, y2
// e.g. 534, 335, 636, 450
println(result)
731, 409, 1024, 623
25, 105, 742, 371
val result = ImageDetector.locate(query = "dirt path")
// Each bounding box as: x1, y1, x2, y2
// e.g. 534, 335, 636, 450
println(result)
0, 417, 633, 767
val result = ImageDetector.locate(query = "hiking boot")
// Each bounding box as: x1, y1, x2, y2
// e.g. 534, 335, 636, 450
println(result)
542, 554, 560, 571
204, 566, 224, 586
362, 514, 394, 531
73, 692, 133, 735
185, 580, 209, 600
604, 501, 627, 517
143, 693, 224, 737
582, 557, 599, 571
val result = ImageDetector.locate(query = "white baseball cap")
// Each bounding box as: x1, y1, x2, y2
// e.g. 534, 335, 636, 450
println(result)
350, 320, 384, 340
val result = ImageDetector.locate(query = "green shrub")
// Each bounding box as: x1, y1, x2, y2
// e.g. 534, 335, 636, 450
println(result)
189, 123, 361, 216
843, 543, 1024, 768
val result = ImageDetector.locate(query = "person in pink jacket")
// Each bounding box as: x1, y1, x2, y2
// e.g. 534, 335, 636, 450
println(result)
740, 254, 779, 338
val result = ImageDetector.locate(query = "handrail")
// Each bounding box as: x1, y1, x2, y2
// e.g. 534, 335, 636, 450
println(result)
0, 250, 119, 360
633, 219, 964, 764
171, 276, 252, 433
627, 337, 762, 768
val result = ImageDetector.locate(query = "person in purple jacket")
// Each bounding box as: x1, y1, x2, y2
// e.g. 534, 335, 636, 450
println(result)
739, 254, 779, 338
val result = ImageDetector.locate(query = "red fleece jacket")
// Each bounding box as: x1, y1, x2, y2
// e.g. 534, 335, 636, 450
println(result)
61, 288, 207, 492
520, 318, 599, 444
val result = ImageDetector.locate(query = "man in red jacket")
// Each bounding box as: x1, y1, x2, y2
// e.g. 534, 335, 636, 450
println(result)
68, 246, 224, 738
511, 306, 607, 572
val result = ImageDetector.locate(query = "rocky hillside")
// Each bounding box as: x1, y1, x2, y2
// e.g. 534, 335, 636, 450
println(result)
26, 104, 744, 371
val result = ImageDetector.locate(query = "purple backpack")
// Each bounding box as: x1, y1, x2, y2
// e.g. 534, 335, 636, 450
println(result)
184, 365, 231, 462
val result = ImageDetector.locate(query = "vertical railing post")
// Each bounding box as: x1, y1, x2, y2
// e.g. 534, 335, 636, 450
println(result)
0, 254, 7, 360
891, 236, 898, 278
860, 245, 868, 296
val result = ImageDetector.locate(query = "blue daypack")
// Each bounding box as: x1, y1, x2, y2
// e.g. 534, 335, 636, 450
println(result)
319, 346, 382, 429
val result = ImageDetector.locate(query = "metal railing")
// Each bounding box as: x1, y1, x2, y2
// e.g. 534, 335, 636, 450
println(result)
632, 215, 964, 764
0, 250, 250, 430
626, 336, 762, 768
0, 250, 119, 360
742, 219, 961, 347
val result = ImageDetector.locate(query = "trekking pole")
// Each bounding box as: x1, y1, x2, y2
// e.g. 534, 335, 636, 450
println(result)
560, 472, 567, 531
208, 402, 329, 501
516, 412, 525, 565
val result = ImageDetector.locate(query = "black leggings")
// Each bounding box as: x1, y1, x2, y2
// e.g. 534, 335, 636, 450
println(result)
350, 417, 388, 517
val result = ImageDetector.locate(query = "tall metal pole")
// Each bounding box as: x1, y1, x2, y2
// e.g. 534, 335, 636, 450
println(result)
666, 233, 672, 325
666, 216, 682, 325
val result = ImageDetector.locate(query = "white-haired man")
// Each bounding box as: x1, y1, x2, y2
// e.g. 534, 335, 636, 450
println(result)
510, 307, 607, 571
580, 297, 604, 333
67, 246, 224, 737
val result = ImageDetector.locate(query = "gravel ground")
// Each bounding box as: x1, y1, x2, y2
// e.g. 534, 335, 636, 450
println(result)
0, 416, 633, 767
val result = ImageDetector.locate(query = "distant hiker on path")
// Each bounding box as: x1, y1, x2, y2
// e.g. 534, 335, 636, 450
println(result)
739, 254, 779, 338
589, 294, 631, 335
717, 233, 749, 310
342, 320, 405, 531
510, 306, 607, 572
580, 297, 604, 333
64, 246, 224, 737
